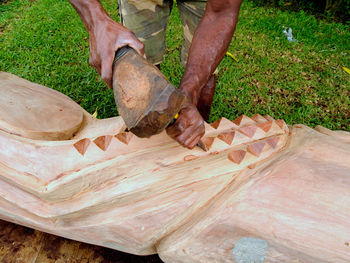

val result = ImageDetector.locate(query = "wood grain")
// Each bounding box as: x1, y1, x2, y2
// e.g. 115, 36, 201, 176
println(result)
0, 72, 349, 263
0, 72, 83, 140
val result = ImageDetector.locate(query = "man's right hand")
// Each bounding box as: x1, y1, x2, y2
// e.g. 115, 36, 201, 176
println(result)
69, 0, 144, 89
89, 18, 144, 89
166, 103, 205, 149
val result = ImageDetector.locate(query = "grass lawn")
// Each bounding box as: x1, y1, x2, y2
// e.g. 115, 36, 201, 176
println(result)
1, 0, 349, 130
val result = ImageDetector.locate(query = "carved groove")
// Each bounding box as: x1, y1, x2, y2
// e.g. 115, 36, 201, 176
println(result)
94, 135, 113, 151
232, 115, 255, 126
199, 137, 215, 151
73, 138, 91, 156
247, 142, 266, 157
218, 131, 235, 145
251, 114, 268, 123
264, 114, 275, 121
257, 121, 273, 133
266, 137, 280, 148
238, 125, 257, 138
275, 119, 285, 129
228, 150, 246, 164
211, 117, 237, 131
115, 132, 133, 145
210, 118, 222, 129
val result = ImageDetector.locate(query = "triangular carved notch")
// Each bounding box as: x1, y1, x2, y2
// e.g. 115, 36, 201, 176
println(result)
210, 117, 236, 131
247, 142, 266, 157
238, 124, 257, 138
266, 137, 280, 148
257, 121, 273, 133
210, 118, 222, 129
199, 137, 215, 151
264, 115, 275, 121
251, 114, 267, 123
228, 150, 246, 164
94, 135, 113, 151
232, 115, 244, 126
232, 115, 255, 126
74, 138, 91, 156
218, 131, 235, 145
275, 119, 285, 130
115, 132, 133, 145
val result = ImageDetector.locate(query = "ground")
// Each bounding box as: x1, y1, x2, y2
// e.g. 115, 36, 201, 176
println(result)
0, 220, 163, 262
0, 0, 349, 130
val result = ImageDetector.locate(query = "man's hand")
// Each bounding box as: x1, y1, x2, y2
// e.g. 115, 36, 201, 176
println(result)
69, 0, 144, 89
166, 103, 205, 149
89, 18, 144, 88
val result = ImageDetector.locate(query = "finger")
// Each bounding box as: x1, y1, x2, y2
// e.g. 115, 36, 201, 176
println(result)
183, 133, 198, 147
187, 135, 201, 149
127, 37, 145, 56
166, 125, 182, 138
166, 126, 176, 139
182, 133, 201, 149
166, 119, 185, 138
100, 54, 114, 89
177, 121, 205, 148
175, 126, 194, 146
89, 54, 101, 74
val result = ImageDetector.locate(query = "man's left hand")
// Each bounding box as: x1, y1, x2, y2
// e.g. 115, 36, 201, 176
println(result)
166, 103, 205, 149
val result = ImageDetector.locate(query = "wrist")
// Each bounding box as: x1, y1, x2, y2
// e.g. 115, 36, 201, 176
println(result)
69, 0, 111, 33
179, 76, 200, 106
92, 15, 114, 32
180, 89, 197, 106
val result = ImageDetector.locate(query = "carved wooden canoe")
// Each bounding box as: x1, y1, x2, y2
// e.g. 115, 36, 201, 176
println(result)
0, 72, 349, 262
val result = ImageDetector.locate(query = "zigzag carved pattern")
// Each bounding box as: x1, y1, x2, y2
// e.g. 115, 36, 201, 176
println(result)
227, 135, 283, 165
199, 114, 288, 151
73, 115, 288, 158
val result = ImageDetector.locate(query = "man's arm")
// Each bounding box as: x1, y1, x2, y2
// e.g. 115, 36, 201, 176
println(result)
167, 0, 243, 149
69, 0, 144, 88
180, 0, 243, 103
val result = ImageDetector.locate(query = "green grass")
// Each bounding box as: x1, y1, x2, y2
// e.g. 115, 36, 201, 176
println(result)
1, 0, 349, 130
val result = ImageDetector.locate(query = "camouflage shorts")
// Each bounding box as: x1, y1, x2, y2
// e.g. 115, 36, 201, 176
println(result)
118, 0, 207, 66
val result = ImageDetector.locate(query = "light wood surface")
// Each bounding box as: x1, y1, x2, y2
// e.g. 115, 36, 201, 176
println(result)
158, 124, 350, 262
0, 72, 83, 140
0, 72, 349, 263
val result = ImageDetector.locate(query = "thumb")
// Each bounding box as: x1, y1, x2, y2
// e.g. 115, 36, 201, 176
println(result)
100, 54, 114, 89
127, 39, 145, 57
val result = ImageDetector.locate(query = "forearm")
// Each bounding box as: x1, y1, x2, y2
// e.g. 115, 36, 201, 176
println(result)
180, 0, 243, 105
69, 0, 112, 32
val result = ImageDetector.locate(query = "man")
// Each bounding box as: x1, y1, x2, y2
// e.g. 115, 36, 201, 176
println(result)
69, 0, 243, 149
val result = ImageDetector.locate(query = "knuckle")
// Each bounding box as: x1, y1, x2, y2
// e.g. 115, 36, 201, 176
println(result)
128, 30, 137, 38
89, 57, 100, 69
166, 127, 177, 138
175, 122, 185, 132
177, 138, 185, 146
101, 76, 109, 83
101, 73, 110, 83
188, 143, 196, 149
88, 57, 95, 66
125, 31, 135, 39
